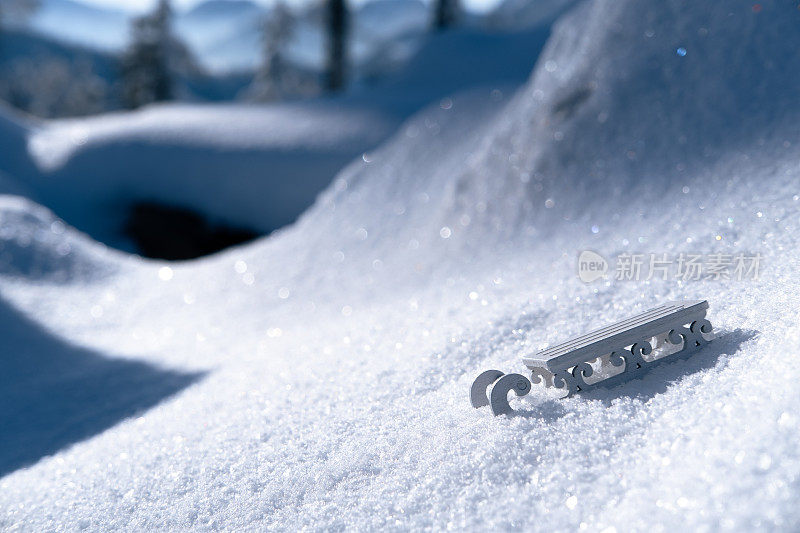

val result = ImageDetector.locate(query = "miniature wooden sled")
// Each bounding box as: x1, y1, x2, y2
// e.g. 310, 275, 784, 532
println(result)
471, 300, 714, 415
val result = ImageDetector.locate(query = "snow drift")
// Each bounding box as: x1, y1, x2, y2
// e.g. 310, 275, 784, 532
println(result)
24, 102, 398, 248
13, 18, 551, 252
442, 0, 800, 236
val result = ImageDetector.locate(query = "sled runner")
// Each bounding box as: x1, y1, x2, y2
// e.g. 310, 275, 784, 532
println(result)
471, 300, 714, 415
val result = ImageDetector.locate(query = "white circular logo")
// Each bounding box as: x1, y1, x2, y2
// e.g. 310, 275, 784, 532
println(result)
578, 250, 608, 283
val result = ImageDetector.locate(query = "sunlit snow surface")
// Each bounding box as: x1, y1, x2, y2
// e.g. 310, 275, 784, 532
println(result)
2, 0, 800, 530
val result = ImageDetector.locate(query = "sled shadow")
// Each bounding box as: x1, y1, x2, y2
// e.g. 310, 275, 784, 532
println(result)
505, 329, 758, 418
579, 328, 759, 403
0, 296, 204, 477
509, 398, 570, 421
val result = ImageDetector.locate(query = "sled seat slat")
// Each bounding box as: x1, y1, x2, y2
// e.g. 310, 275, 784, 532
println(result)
523, 300, 708, 371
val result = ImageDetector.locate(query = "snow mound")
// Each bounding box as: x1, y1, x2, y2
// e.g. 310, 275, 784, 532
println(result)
486, 0, 577, 29
0, 195, 119, 282
16, 16, 551, 252
441, 0, 800, 235
268, 0, 800, 271
24, 102, 399, 248
370, 25, 551, 110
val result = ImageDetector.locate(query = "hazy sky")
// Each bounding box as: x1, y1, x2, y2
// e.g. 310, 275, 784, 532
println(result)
77, 0, 279, 12
76, 0, 498, 14
77, 0, 278, 11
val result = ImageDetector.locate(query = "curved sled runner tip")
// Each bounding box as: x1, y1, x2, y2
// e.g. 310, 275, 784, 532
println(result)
470, 369, 504, 408
471, 370, 531, 416
489, 374, 531, 416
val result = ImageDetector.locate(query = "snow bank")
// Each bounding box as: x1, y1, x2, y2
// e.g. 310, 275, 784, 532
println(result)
0, 196, 120, 282
442, 0, 800, 236
23, 102, 398, 248
15, 17, 551, 251
367, 25, 551, 112
486, 0, 577, 29
2, 0, 800, 530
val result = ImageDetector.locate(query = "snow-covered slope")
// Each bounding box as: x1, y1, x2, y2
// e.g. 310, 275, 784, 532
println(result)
364, 25, 550, 112
428, 0, 800, 236
486, 0, 577, 29
2, 0, 800, 530
14, 16, 549, 250
24, 101, 399, 248
174, 0, 265, 73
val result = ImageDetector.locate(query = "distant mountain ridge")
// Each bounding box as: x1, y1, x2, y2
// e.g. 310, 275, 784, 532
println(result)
22, 0, 131, 51
182, 0, 263, 20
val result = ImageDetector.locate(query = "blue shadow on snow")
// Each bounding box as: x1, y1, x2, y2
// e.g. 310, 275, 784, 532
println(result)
510, 328, 759, 417
0, 295, 204, 477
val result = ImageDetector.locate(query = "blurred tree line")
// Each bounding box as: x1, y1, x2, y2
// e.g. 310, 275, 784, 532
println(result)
0, 0, 115, 116
0, 0, 39, 29
0, 0, 462, 115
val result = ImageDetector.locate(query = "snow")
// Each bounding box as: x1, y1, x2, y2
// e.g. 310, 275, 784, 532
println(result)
366, 25, 551, 109
486, 0, 576, 29
3, 0, 800, 530
23, 101, 399, 248
19, 17, 547, 250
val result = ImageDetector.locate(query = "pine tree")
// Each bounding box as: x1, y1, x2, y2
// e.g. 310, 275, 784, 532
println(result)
252, 1, 294, 101
0, 0, 39, 27
121, 0, 174, 109
433, 0, 458, 30
325, 0, 348, 92
0, 0, 40, 51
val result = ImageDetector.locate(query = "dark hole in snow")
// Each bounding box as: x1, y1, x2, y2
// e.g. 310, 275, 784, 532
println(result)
124, 202, 261, 260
